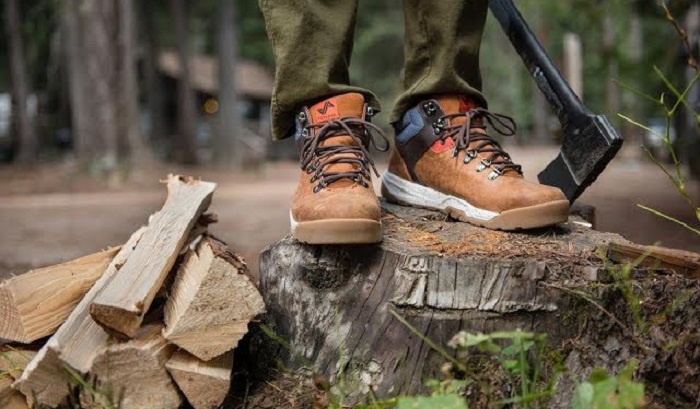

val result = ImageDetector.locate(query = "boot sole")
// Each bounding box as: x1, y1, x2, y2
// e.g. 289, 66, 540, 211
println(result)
382, 172, 569, 231
290, 212, 383, 244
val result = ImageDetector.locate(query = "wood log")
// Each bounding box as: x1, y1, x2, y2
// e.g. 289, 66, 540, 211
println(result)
607, 242, 700, 279
84, 324, 182, 409
0, 248, 119, 343
90, 175, 216, 339
164, 236, 265, 361
165, 350, 233, 409
16, 227, 146, 408
259, 202, 700, 407
0, 391, 27, 409
0, 348, 35, 409
0, 347, 37, 378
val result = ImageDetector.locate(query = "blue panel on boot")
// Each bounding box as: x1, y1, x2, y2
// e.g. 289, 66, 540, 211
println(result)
396, 108, 425, 145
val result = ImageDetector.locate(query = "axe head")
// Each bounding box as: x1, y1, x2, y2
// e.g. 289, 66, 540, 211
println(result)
538, 114, 623, 203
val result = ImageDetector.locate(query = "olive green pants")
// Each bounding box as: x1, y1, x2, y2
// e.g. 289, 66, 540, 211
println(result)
259, 0, 488, 140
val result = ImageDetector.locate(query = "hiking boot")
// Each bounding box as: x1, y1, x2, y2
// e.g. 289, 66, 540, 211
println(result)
290, 93, 388, 244
382, 95, 569, 230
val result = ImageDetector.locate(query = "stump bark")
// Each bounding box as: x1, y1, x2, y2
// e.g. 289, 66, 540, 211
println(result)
259, 202, 700, 407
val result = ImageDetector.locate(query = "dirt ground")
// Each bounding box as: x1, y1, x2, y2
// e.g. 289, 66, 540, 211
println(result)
0, 145, 698, 280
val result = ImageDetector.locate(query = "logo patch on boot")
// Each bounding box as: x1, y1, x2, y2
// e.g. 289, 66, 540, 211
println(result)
431, 138, 455, 153
312, 99, 340, 122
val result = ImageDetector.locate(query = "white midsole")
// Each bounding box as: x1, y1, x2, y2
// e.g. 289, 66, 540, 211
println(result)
382, 172, 499, 221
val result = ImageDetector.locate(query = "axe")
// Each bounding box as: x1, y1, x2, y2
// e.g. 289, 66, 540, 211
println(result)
489, 0, 623, 202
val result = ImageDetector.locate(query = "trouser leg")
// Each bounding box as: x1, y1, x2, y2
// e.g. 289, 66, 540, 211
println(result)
258, 0, 380, 140
392, 0, 488, 123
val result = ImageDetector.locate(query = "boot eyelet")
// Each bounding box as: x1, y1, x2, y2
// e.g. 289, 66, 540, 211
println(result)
487, 169, 503, 181
432, 119, 445, 135
298, 111, 307, 123
365, 106, 375, 117
353, 176, 369, 188
476, 159, 491, 172
463, 150, 477, 164
313, 183, 326, 193
302, 128, 310, 137
423, 101, 437, 116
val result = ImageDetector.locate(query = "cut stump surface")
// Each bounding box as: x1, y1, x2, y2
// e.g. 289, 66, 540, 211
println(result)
259, 202, 700, 407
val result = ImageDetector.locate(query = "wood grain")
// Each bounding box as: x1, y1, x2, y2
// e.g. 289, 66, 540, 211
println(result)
85, 324, 181, 409
90, 175, 216, 338
164, 236, 265, 360
0, 347, 35, 409
607, 242, 700, 279
0, 248, 119, 343
16, 227, 146, 408
166, 350, 232, 409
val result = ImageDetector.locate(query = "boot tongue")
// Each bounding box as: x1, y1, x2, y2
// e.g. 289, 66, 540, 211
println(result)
309, 93, 365, 125
308, 93, 367, 188
435, 95, 478, 127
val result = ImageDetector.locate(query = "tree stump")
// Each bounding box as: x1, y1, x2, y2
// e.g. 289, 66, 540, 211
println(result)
259, 202, 700, 407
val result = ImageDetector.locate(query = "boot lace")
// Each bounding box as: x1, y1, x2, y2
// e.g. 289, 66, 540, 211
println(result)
300, 117, 389, 193
436, 107, 523, 179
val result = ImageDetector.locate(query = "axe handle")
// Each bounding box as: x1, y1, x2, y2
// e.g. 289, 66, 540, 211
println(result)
488, 0, 587, 122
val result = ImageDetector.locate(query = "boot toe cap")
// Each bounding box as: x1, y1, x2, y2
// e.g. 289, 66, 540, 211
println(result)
292, 185, 381, 223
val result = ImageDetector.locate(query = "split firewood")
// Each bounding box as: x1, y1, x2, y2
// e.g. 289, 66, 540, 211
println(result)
182, 213, 219, 255
0, 348, 36, 409
16, 227, 146, 408
90, 175, 217, 339
0, 385, 27, 409
165, 350, 233, 409
0, 248, 119, 344
607, 242, 700, 279
164, 236, 265, 361
0, 347, 37, 378
83, 324, 181, 409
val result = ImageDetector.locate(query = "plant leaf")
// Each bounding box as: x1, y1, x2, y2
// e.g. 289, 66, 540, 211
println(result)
397, 395, 469, 409
571, 382, 594, 409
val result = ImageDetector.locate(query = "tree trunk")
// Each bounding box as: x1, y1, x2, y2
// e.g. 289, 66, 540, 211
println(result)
215, 0, 242, 168
170, 0, 198, 165
118, 0, 144, 164
140, 0, 167, 158
4, 0, 36, 163
259, 203, 700, 407
63, 0, 93, 163
84, 0, 120, 173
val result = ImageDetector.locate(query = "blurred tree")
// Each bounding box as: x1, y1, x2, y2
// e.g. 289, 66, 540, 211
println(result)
118, 0, 144, 164
215, 0, 242, 168
4, 0, 37, 162
352, 1, 404, 128
237, 0, 273, 67
170, 0, 198, 164
62, 0, 91, 161
3, 0, 697, 166
139, 0, 167, 157
61, 0, 142, 173
84, 0, 120, 172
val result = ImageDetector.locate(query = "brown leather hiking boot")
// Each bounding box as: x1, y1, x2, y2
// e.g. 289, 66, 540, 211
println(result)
290, 93, 388, 244
382, 95, 569, 230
